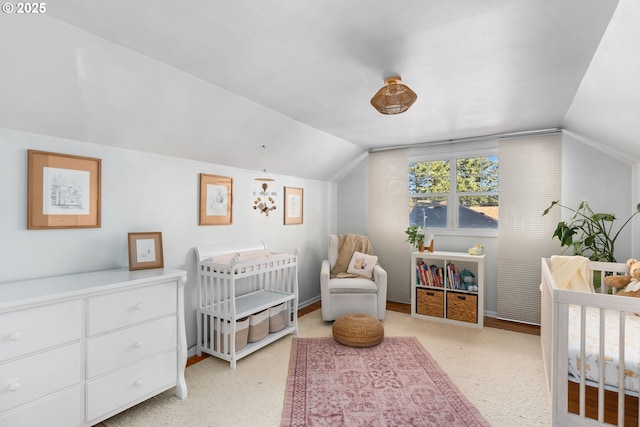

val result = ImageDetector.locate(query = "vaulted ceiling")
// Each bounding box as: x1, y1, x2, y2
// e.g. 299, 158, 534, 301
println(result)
2, 0, 639, 180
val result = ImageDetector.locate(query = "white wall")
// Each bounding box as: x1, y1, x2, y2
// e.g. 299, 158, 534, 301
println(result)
0, 128, 335, 353
337, 155, 368, 235
562, 132, 636, 261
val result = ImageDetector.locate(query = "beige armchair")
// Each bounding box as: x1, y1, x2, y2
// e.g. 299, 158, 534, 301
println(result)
320, 234, 387, 321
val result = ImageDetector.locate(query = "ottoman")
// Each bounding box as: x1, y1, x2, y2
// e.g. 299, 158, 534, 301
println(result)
332, 313, 384, 348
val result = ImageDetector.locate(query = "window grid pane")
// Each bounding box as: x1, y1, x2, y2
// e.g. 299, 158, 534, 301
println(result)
458, 195, 499, 229
409, 160, 450, 194
409, 196, 448, 228
456, 156, 499, 193
409, 155, 499, 230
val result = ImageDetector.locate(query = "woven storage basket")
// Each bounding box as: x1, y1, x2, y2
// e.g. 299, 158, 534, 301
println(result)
416, 288, 444, 318
447, 292, 477, 323
213, 316, 249, 353
332, 313, 384, 348
248, 309, 269, 342
269, 303, 287, 333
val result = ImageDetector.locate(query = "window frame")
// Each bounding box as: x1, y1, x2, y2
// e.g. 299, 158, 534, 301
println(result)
409, 148, 499, 237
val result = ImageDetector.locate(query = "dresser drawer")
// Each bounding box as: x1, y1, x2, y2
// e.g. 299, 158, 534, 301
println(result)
87, 315, 177, 379
0, 386, 82, 427
87, 281, 177, 335
0, 343, 81, 413
0, 300, 81, 362
86, 350, 177, 422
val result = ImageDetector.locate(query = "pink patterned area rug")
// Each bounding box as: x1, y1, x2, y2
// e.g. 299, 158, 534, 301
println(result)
282, 336, 489, 427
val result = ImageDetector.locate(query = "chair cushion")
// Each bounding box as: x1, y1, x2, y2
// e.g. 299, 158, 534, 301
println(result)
329, 277, 378, 294
346, 251, 378, 279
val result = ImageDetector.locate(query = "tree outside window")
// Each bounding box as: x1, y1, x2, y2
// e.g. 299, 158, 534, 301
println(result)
409, 156, 499, 229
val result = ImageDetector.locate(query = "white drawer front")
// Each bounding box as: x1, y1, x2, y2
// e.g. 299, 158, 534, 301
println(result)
0, 343, 81, 413
86, 350, 177, 422
87, 315, 177, 379
0, 386, 82, 427
87, 281, 177, 335
0, 300, 81, 362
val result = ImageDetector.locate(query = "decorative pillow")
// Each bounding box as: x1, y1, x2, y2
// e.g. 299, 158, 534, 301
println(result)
346, 251, 378, 279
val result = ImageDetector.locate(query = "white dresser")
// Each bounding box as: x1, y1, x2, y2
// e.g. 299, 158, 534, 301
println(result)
0, 268, 187, 427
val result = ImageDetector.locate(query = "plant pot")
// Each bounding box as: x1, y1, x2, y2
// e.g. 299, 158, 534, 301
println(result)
418, 243, 425, 252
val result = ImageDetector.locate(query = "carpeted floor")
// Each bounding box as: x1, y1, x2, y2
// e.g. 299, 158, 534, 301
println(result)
102, 310, 551, 427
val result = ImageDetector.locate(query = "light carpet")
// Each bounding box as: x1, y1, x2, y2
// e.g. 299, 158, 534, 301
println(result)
283, 336, 490, 426
102, 310, 551, 427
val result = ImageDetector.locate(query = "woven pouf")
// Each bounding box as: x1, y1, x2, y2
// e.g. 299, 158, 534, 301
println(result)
332, 313, 384, 348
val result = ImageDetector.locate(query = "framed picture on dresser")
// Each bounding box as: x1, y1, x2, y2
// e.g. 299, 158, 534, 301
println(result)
128, 232, 164, 270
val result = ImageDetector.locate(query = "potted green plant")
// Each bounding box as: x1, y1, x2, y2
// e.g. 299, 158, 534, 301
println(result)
405, 225, 426, 251
542, 200, 640, 262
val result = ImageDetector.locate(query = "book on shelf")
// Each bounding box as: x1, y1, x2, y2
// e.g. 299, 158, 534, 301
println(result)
446, 262, 461, 290
416, 262, 442, 288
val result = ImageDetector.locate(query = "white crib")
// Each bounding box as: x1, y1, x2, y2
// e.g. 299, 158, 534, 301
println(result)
541, 257, 640, 426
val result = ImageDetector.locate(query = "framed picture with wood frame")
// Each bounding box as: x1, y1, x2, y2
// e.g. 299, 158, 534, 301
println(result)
128, 232, 164, 270
27, 150, 101, 229
284, 186, 304, 225
199, 173, 233, 225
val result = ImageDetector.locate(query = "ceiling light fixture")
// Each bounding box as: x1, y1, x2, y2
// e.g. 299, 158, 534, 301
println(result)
370, 76, 417, 115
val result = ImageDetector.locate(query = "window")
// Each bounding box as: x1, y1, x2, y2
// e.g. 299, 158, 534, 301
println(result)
409, 155, 498, 230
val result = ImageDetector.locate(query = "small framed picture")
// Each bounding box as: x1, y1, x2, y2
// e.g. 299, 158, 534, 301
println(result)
27, 150, 101, 229
284, 186, 303, 225
128, 232, 164, 271
199, 173, 233, 225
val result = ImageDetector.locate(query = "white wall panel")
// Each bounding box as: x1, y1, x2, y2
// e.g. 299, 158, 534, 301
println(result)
369, 150, 410, 303
497, 135, 561, 324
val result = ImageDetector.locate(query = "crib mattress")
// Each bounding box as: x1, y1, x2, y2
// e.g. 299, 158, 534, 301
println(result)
568, 305, 640, 394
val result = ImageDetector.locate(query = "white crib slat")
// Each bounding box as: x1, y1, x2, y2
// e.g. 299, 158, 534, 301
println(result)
210, 312, 216, 353
557, 301, 571, 417
598, 307, 606, 423
580, 305, 587, 418
618, 310, 626, 427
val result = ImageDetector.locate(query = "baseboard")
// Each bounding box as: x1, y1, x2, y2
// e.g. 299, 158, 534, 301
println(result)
298, 295, 321, 309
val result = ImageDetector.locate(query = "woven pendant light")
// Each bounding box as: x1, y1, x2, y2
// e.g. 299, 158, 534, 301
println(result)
370, 76, 417, 115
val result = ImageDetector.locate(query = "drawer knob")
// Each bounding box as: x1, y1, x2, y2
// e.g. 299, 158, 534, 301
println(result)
8, 382, 20, 392
8, 331, 22, 341
134, 303, 144, 310
135, 340, 143, 348
135, 378, 143, 387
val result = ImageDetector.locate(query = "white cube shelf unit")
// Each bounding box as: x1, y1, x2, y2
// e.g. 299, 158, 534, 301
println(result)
410, 251, 485, 328
195, 243, 299, 369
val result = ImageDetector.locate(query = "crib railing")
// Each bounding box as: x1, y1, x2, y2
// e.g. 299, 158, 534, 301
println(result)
541, 258, 640, 426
